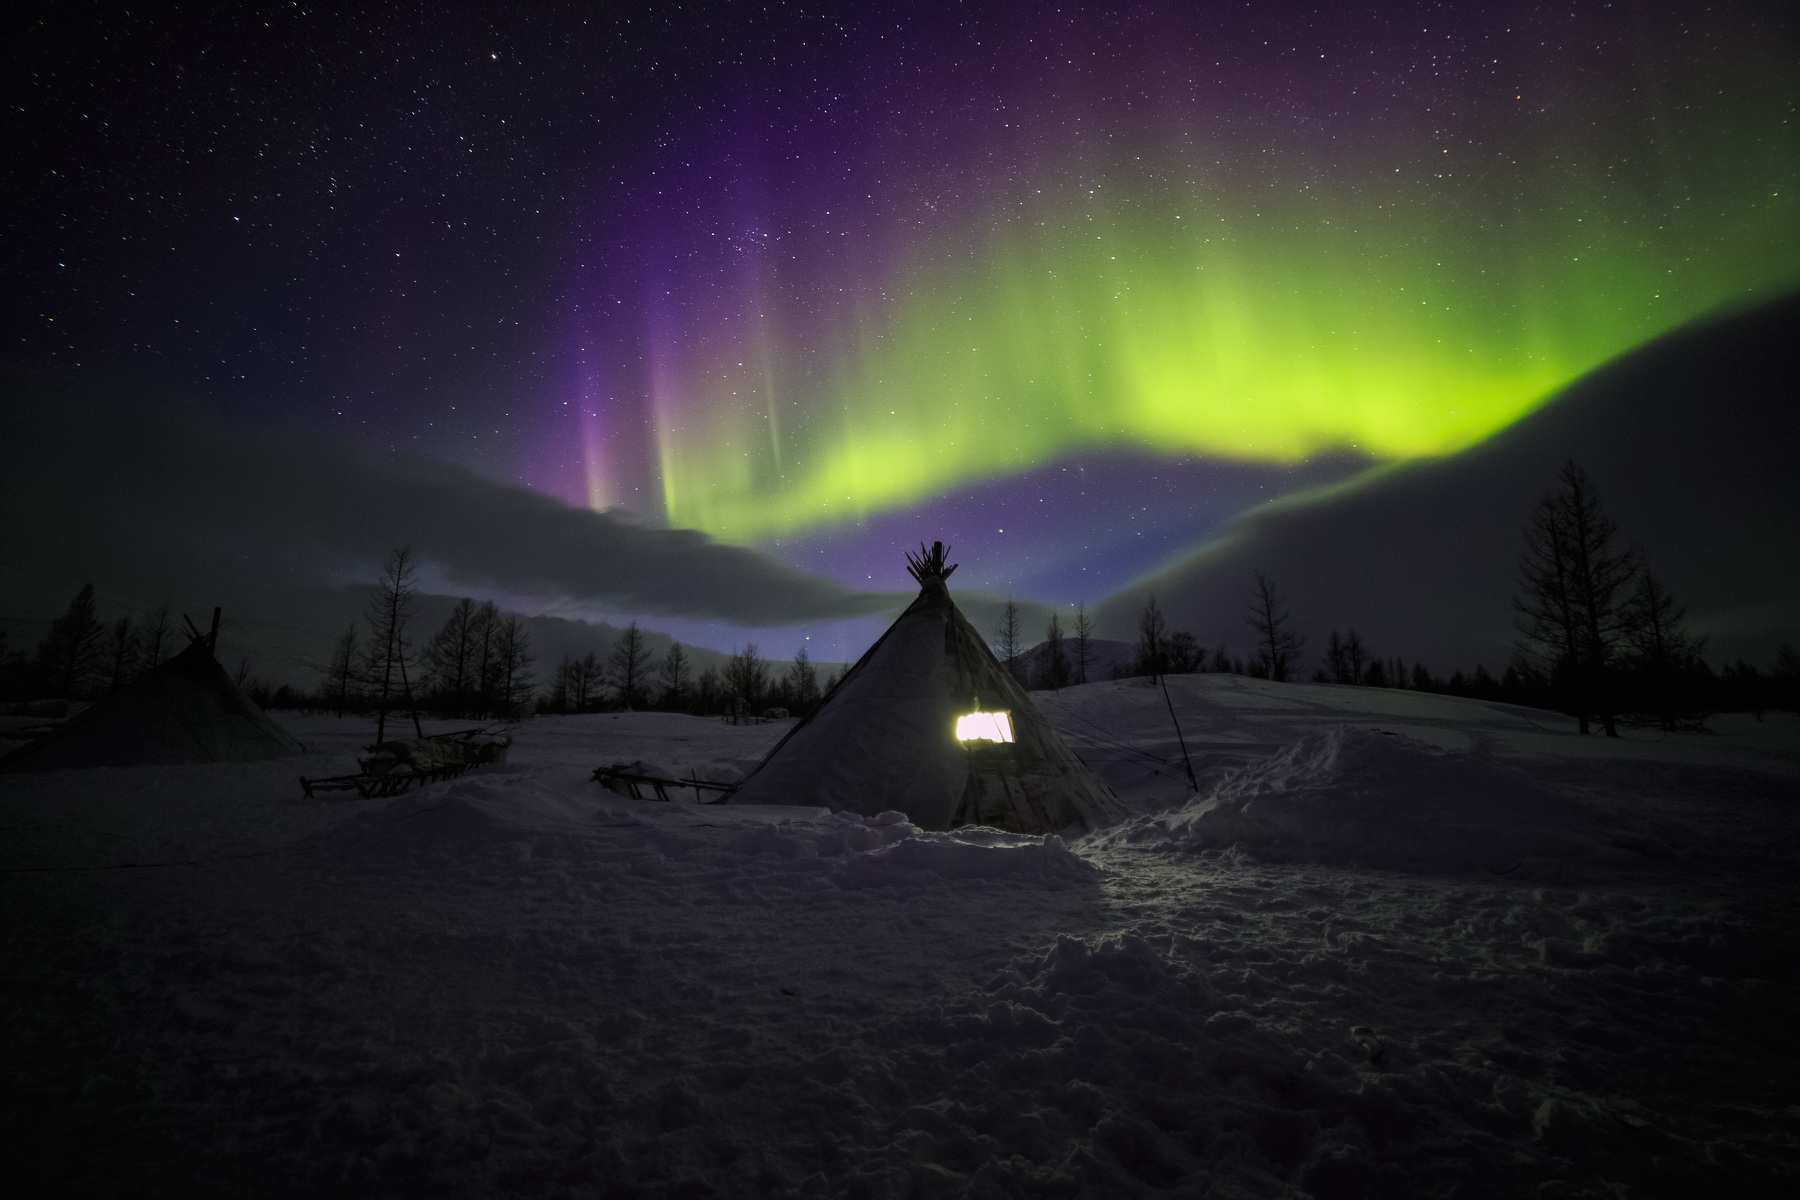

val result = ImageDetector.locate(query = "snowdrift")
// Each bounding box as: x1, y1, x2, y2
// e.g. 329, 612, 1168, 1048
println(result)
311, 772, 1097, 890
1097, 726, 1634, 876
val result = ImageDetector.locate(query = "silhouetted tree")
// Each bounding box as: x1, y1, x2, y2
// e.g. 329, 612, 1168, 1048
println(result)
493, 615, 534, 717
725, 643, 768, 721
1165, 630, 1201, 674
324, 623, 359, 715
104, 616, 139, 694
363, 547, 423, 743
785, 646, 821, 714
1245, 572, 1303, 682
608, 622, 652, 710
659, 641, 692, 710
1136, 595, 1169, 681
140, 603, 174, 672
1324, 628, 1370, 685
1071, 603, 1095, 684
694, 665, 722, 715
569, 651, 602, 712
425, 598, 484, 715
1516, 461, 1637, 735
37, 584, 105, 698
1624, 568, 1706, 730
1040, 613, 1073, 689
993, 599, 1024, 682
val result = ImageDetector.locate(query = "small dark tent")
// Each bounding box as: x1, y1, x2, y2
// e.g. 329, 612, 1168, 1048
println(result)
0, 614, 302, 772
727, 543, 1124, 834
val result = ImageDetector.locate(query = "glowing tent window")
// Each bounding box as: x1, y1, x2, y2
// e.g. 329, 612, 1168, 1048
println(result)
956, 710, 1014, 744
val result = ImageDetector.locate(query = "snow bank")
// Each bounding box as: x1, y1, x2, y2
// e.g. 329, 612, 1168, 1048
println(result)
312, 770, 1097, 892
1098, 726, 1624, 876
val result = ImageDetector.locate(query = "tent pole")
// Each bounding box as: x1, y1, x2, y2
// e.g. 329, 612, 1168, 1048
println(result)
397, 646, 425, 739
1160, 675, 1200, 793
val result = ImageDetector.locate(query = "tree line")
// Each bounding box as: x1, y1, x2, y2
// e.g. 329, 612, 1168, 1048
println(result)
0, 584, 190, 704
991, 461, 1798, 726
325, 548, 840, 724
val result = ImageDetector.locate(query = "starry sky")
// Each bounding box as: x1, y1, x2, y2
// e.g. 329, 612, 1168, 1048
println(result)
6, 1, 1797, 655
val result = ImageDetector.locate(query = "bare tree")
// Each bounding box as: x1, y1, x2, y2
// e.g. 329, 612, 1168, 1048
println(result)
325, 623, 359, 716
1071, 603, 1095, 684
694, 665, 722, 715
785, 646, 821, 714
992, 599, 1024, 682
1625, 568, 1705, 731
659, 641, 692, 710
1245, 572, 1303, 682
104, 616, 139, 693
363, 546, 424, 743
36, 583, 104, 697
548, 655, 575, 713
425, 598, 484, 714
493, 615, 534, 717
608, 622, 652, 710
1324, 628, 1370, 685
140, 603, 174, 672
725, 643, 768, 720
570, 651, 602, 711
1516, 461, 1637, 735
471, 601, 501, 716
1136, 594, 1169, 682
1038, 613, 1072, 690
1166, 629, 1201, 674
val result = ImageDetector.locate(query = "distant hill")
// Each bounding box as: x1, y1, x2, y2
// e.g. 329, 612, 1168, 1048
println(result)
1013, 637, 1137, 684
1095, 292, 1800, 670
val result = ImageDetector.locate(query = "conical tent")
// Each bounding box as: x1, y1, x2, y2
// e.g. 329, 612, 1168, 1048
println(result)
727, 543, 1124, 834
1, 629, 303, 772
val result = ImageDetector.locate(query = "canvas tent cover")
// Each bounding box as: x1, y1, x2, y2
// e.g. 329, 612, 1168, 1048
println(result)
1, 637, 303, 772
727, 544, 1124, 835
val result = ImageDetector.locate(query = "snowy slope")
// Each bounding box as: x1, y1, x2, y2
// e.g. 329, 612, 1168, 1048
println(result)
1, 682, 1796, 1197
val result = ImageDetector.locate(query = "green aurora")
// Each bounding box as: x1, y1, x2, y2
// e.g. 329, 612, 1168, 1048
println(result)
651, 89, 1799, 546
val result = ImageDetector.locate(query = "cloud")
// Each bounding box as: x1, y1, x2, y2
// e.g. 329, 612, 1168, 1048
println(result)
1094, 293, 1800, 668
0, 378, 906, 630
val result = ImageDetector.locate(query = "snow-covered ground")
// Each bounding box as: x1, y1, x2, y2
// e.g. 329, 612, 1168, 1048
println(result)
2, 677, 1796, 1197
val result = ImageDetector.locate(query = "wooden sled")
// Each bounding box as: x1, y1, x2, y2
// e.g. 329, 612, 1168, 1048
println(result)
300, 727, 511, 799
592, 763, 733, 804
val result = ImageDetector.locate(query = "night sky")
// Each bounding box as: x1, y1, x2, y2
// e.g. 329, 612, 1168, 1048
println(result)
7, 1, 1797, 650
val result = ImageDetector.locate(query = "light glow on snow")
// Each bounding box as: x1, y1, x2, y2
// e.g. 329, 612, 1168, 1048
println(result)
956, 710, 1015, 744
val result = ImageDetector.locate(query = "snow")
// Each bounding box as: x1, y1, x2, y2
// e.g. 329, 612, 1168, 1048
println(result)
2, 681, 1797, 1196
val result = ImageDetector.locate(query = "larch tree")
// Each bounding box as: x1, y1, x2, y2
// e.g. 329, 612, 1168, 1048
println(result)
1516, 460, 1637, 736
1040, 613, 1072, 689
104, 616, 139, 693
363, 546, 424, 743
493, 615, 534, 717
608, 622, 652, 710
37, 583, 105, 698
1625, 568, 1705, 731
140, 603, 174, 671
1136, 595, 1170, 682
992, 599, 1024, 683
725, 643, 768, 719
425, 598, 483, 715
1245, 572, 1303, 682
1071, 603, 1095, 684
786, 646, 821, 713
659, 641, 692, 710
325, 623, 359, 716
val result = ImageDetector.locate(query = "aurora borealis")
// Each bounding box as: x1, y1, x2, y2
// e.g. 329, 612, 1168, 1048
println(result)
564, 2, 1799, 559
7, 1, 1799, 647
